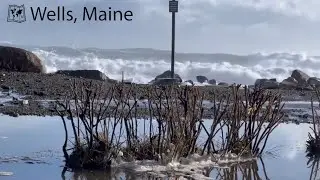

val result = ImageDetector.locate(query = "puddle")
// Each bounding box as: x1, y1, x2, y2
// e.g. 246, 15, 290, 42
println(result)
0, 115, 316, 179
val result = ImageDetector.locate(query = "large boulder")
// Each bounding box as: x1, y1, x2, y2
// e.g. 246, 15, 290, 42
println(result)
185, 80, 194, 85
280, 77, 298, 89
155, 70, 182, 82
150, 70, 182, 85
254, 78, 279, 89
196, 75, 208, 83
291, 69, 310, 86
208, 79, 216, 85
56, 70, 111, 81
0, 46, 45, 73
254, 79, 268, 86
256, 79, 279, 89
308, 77, 320, 87
218, 82, 228, 86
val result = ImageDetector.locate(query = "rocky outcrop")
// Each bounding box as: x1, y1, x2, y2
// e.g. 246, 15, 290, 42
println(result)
254, 79, 268, 86
291, 69, 310, 86
149, 70, 182, 85
263, 81, 279, 89
253, 70, 317, 90
280, 77, 298, 89
308, 77, 320, 87
208, 79, 216, 85
254, 78, 279, 89
196, 76, 208, 83
155, 70, 182, 82
56, 70, 112, 81
218, 82, 228, 86
0, 46, 45, 73
185, 80, 194, 85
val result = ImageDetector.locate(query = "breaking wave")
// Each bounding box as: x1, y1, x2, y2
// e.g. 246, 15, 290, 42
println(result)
8, 45, 320, 85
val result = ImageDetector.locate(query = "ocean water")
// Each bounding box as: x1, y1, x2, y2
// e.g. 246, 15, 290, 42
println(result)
2, 43, 320, 85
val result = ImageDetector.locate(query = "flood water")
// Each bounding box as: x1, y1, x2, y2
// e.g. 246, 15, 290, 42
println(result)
0, 115, 317, 180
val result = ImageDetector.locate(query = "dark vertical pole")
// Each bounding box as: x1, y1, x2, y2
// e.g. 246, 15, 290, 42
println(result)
170, 10, 175, 79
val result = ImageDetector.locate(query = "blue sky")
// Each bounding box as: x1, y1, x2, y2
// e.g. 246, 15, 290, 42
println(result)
1, 0, 320, 54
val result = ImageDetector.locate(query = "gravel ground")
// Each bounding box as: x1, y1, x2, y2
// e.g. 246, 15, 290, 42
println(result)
0, 71, 317, 120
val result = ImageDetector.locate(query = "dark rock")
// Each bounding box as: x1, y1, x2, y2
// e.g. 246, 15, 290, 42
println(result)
33, 91, 46, 96
7, 112, 19, 117
155, 70, 182, 82
254, 78, 268, 86
153, 78, 179, 86
208, 79, 216, 85
254, 79, 279, 89
302, 114, 308, 119
56, 70, 111, 81
263, 81, 279, 89
0, 46, 45, 73
280, 77, 298, 89
1, 85, 10, 90
308, 77, 320, 87
123, 81, 133, 85
196, 76, 208, 83
291, 69, 310, 86
185, 80, 194, 85
150, 70, 182, 85
218, 82, 228, 86
299, 85, 313, 91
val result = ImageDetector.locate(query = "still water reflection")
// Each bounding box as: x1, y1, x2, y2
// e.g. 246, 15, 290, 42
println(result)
0, 115, 316, 179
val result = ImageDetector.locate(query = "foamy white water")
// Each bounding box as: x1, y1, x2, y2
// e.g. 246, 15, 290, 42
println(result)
4, 44, 320, 85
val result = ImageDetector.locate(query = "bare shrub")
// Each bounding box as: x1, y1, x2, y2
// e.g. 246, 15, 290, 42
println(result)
202, 85, 284, 156
55, 81, 285, 171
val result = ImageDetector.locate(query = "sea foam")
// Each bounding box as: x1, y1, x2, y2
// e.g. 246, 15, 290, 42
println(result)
6, 45, 320, 85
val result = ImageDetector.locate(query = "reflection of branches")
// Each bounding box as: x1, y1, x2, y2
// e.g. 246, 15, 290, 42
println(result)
306, 87, 320, 180
60, 158, 270, 180
61, 168, 168, 180
61, 168, 122, 180
306, 97, 320, 157
307, 156, 320, 180
214, 158, 270, 180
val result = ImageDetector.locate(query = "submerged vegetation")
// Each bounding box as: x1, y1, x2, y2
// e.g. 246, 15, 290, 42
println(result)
54, 81, 285, 171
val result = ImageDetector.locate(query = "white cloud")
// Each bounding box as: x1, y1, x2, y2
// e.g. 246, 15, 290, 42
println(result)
2, 0, 320, 53
138, 0, 320, 23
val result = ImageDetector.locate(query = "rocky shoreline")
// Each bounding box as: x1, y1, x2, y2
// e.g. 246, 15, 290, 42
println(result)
0, 71, 315, 121
0, 45, 318, 123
